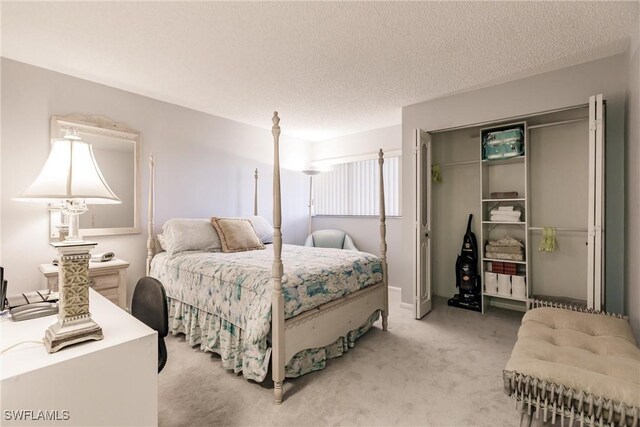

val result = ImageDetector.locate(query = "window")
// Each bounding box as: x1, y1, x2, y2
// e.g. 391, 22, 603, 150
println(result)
313, 155, 401, 216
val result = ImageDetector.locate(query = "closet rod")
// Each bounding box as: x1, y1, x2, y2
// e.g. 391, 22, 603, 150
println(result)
438, 159, 480, 167
428, 103, 589, 134
528, 117, 588, 130
529, 226, 587, 232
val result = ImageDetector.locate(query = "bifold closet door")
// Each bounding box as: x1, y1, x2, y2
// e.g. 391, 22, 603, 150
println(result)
528, 95, 604, 310
529, 111, 590, 304
587, 94, 605, 310
415, 129, 432, 319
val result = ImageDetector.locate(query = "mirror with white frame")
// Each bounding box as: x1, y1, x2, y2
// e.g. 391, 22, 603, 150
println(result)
49, 114, 141, 238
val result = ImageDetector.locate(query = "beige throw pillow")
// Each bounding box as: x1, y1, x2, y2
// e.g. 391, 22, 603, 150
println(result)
210, 217, 265, 253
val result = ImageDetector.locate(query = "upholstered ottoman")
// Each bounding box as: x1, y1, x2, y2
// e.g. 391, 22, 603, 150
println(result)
503, 305, 640, 427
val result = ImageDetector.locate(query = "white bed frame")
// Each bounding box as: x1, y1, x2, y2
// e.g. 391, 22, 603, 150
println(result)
145, 112, 388, 404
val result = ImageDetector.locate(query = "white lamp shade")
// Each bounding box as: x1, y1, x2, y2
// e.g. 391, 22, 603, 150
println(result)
302, 169, 322, 176
17, 139, 121, 204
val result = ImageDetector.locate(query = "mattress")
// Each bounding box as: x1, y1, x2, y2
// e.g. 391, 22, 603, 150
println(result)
150, 244, 383, 380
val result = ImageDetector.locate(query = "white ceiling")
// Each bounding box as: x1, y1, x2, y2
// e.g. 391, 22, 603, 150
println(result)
2, 1, 638, 141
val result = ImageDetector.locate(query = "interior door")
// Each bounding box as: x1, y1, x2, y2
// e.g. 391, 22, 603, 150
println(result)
587, 94, 605, 310
415, 129, 433, 319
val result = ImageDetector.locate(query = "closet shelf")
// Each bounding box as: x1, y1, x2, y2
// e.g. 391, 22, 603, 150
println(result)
482, 221, 526, 225
482, 292, 528, 303
481, 156, 525, 166
482, 198, 525, 202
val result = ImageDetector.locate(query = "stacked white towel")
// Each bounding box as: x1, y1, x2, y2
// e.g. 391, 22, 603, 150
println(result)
490, 205, 522, 222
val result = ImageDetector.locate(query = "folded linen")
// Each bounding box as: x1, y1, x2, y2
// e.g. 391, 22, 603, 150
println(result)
491, 212, 520, 217
489, 235, 523, 247
486, 245, 523, 254
491, 212, 521, 219
485, 252, 524, 261
490, 191, 518, 199
490, 214, 522, 222
490, 206, 522, 222
491, 206, 521, 214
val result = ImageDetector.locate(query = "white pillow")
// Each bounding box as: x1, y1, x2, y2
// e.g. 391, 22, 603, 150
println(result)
161, 218, 222, 255
246, 216, 274, 244
157, 234, 167, 251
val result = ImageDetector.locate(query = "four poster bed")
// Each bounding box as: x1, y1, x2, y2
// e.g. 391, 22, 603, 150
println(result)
145, 112, 389, 404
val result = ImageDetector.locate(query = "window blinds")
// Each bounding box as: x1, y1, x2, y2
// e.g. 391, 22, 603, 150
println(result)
313, 156, 400, 216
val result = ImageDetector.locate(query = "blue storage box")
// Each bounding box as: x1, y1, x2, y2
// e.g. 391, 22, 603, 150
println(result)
483, 127, 524, 160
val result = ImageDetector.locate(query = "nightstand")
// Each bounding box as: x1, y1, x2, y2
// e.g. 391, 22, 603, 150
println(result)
39, 258, 130, 309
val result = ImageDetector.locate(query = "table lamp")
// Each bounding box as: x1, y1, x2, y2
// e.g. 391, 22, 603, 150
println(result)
15, 128, 121, 352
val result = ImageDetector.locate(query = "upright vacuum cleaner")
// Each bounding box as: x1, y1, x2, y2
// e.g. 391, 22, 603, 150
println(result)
448, 214, 482, 312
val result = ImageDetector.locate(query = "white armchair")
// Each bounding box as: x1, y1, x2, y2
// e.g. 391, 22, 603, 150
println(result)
304, 229, 358, 251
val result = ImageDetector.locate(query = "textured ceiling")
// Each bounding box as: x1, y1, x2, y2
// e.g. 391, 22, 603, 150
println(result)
1, 1, 638, 141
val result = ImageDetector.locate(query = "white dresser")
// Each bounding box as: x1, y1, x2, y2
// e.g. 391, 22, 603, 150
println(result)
39, 258, 129, 309
0, 289, 157, 426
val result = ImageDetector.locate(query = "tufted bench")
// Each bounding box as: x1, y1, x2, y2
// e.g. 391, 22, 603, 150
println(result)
503, 305, 640, 427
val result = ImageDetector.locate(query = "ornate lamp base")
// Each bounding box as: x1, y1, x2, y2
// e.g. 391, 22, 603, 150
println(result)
45, 241, 103, 354
44, 316, 103, 353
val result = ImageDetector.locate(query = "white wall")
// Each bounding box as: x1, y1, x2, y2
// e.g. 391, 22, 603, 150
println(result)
625, 27, 640, 340
311, 125, 401, 161
310, 125, 405, 290
402, 54, 629, 315
1, 59, 310, 305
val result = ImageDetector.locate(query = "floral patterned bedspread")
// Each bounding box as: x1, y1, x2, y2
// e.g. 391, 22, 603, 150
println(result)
150, 244, 383, 380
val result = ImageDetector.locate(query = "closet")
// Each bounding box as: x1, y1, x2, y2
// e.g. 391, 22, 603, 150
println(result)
414, 95, 604, 317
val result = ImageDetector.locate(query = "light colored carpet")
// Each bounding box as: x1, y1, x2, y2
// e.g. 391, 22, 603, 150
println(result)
158, 292, 525, 426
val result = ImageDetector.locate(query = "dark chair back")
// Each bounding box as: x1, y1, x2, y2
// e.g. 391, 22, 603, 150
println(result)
132, 276, 168, 373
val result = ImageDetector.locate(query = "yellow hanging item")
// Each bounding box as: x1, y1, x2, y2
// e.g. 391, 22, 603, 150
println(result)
431, 163, 442, 183
538, 227, 557, 252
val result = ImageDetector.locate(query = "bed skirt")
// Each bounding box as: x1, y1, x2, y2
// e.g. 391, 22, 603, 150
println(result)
167, 297, 380, 382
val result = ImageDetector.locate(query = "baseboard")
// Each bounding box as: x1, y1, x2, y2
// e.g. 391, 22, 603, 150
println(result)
399, 302, 413, 311
387, 286, 412, 310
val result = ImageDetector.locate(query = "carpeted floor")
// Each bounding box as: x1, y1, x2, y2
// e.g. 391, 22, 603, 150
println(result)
158, 292, 525, 426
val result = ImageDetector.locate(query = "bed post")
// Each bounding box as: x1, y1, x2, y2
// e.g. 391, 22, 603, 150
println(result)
146, 154, 156, 276
271, 112, 286, 404
378, 149, 389, 331
254, 168, 259, 216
